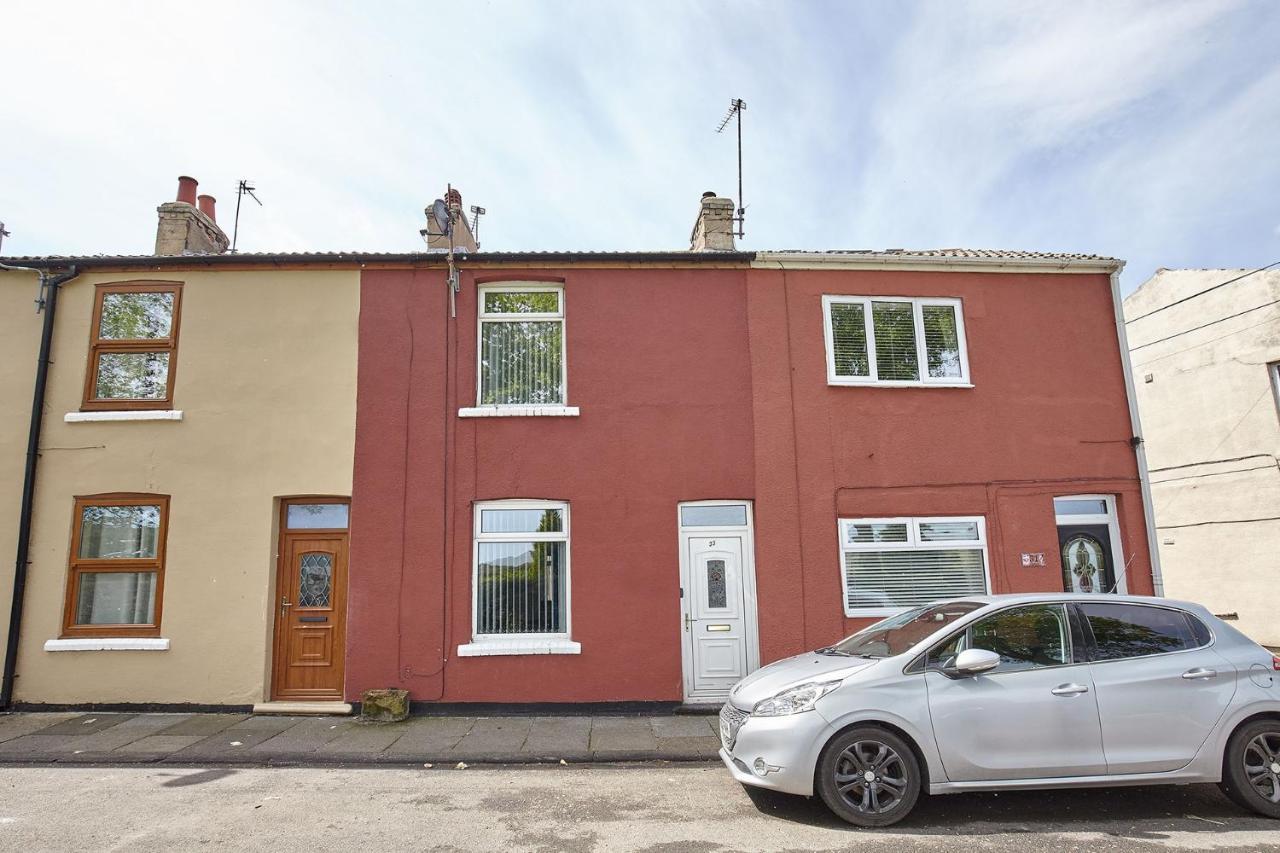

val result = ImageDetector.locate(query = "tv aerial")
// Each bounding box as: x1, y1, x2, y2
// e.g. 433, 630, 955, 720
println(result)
715, 98, 746, 238
231, 180, 263, 253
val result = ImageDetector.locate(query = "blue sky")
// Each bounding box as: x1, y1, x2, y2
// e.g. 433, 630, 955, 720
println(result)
1, 0, 1277, 292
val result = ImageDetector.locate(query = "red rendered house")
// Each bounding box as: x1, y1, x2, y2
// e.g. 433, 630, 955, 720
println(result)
345, 197, 1159, 707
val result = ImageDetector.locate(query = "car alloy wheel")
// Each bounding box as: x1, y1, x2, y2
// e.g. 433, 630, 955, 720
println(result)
1243, 732, 1280, 804
835, 740, 909, 815
817, 726, 921, 828
1220, 720, 1280, 819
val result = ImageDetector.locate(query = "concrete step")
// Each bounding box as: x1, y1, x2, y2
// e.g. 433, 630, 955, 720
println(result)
252, 701, 353, 716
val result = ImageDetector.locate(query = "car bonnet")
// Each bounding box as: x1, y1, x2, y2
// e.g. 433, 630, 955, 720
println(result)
728, 651, 878, 709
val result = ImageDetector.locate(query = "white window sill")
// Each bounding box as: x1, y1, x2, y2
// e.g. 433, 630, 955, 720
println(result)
44, 638, 170, 652
827, 381, 973, 389
458, 406, 580, 418
65, 410, 184, 423
456, 639, 581, 657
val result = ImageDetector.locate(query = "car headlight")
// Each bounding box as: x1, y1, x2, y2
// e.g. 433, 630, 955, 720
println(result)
751, 680, 843, 717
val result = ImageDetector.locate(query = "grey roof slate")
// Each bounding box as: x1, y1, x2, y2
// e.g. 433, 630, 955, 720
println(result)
1, 247, 1120, 266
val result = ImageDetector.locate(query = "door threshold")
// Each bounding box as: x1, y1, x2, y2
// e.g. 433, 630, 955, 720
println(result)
253, 701, 353, 716
675, 702, 722, 715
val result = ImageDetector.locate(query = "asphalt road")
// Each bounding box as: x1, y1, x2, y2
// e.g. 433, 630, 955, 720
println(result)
0, 764, 1277, 852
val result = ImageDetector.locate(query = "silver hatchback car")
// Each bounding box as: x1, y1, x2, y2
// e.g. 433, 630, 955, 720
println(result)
719, 594, 1280, 827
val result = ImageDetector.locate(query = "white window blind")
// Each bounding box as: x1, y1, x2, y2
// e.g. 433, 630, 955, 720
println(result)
473, 501, 570, 638
828, 302, 870, 378
839, 517, 989, 616
478, 287, 566, 405
823, 296, 970, 386
872, 301, 919, 381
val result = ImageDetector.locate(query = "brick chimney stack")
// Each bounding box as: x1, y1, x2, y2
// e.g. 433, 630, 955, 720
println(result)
155, 176, 230, 255
690, 191, 736, 251
424, 187, 478, 252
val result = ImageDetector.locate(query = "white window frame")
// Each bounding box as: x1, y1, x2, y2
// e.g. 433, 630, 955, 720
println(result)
459, 499, 579, 657
837, 516, 991, 617
822, 295, 972, 388
1053, 494, 1128, 594
472, 283, 569, 411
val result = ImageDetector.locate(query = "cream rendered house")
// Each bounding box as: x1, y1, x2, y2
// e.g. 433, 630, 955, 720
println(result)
1125, 267, 1280, 647
0, 178, 359, 708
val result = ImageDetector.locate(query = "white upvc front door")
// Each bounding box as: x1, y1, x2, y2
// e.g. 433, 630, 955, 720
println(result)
678, 502, 760, 704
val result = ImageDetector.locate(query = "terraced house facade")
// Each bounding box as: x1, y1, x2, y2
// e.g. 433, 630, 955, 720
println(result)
0, 181, 1161, 711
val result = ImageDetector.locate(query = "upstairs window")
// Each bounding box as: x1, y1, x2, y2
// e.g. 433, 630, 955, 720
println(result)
477, 285, 565, 406
823, 295, 969, 387
838, 517, 990, 616
83, 281, 182, 410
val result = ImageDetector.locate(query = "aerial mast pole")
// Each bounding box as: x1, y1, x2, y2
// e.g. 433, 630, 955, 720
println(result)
716, 98, 747, 239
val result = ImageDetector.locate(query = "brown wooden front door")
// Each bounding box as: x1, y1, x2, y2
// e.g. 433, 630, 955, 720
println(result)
272, 500, 349, 701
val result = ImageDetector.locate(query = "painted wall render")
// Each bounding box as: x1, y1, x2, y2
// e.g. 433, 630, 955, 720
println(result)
0, 270, 47, 684
2, 268, 359, 705
347, 263, 1154, 704
1125, 268, 1280, 646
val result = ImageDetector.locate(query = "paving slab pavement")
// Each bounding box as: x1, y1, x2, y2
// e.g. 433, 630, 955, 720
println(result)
522, 716, 591, 758
0, 711, 75, 744
383, 716, 474, 758
0, 711, 723, 766
154, 714, 246, 737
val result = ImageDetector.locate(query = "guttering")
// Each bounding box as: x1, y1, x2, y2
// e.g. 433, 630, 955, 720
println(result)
1108, 268, 1165, 596
1, 263, 80, 708
754, 251, 1124, 276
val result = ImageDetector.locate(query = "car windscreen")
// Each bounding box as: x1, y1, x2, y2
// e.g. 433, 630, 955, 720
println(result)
820, 601, 985, 659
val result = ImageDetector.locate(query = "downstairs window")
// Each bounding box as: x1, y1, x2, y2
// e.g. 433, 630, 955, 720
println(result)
838, 517, 990, 616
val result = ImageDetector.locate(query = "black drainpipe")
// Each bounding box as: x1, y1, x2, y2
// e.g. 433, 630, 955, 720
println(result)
2, 264, 79, 709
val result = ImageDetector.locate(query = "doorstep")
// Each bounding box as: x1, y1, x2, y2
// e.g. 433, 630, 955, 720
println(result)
252, 701, 354, 716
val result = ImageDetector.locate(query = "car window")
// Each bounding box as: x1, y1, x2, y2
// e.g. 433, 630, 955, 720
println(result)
926, 604, 1070, 673
1081, 602, 1196, 660
825, 601, 983, 658
1187, 614, 1213, 647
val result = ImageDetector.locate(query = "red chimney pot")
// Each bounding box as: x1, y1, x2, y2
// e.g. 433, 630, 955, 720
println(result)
176, 176, 198, 206
197, 194, 217, 222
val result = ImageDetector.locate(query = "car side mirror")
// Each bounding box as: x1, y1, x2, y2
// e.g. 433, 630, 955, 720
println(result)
952, 648, 1001, 676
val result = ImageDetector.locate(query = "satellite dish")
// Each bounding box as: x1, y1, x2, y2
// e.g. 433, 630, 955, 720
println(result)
431, 199, 451, 235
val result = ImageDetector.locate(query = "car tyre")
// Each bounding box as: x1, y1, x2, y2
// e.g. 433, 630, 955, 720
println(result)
1220, 719, 1280, 818
816, 726, 921, 828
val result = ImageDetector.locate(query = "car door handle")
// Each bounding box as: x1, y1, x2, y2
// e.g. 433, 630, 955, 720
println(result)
1181, 667, 1218, 680
1051, 683, 1090, 696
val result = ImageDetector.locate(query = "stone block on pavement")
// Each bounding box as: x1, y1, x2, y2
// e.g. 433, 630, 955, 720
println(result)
360, 689, 410, 722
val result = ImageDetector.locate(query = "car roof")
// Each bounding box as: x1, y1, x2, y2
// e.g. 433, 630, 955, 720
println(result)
949, 592, 1205, 610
